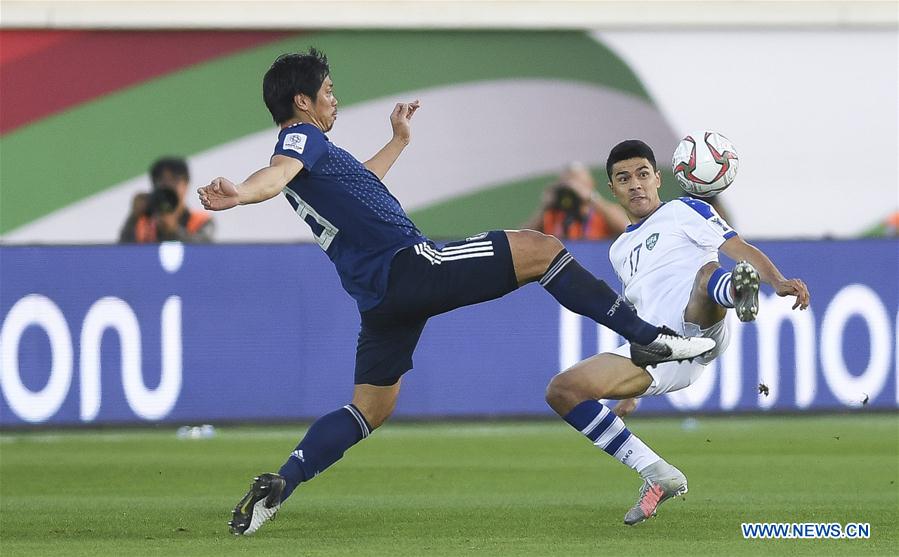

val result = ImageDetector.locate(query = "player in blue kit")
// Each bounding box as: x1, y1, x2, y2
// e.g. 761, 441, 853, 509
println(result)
197, 49, 716, 536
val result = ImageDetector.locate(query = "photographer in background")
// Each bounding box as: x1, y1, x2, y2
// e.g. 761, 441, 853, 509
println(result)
119, 157, 214, 243
523, 162, 628, 240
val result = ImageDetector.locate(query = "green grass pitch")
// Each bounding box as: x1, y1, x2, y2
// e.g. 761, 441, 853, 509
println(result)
1, 415, 897, 556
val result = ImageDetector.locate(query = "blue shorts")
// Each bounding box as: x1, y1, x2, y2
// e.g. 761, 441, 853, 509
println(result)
354, 231, 518, 386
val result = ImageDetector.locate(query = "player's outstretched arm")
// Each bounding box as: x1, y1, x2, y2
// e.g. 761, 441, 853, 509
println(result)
364, 100, 420, 180
721, 236, 810, 310
198, 155, 303, 211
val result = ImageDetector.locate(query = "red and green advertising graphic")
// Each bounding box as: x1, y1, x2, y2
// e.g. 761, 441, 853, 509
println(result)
0, 30, 683, 243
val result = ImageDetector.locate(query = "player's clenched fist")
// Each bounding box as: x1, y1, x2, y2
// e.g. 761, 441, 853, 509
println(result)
198, 177, 240, 211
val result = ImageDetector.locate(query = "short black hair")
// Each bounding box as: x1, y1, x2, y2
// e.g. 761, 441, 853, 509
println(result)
263, 49, 330, 125
606, 140, 657, 180
149, 156, 189, 187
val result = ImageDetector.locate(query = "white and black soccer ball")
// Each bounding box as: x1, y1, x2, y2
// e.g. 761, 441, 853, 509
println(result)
671, 131, 739, 197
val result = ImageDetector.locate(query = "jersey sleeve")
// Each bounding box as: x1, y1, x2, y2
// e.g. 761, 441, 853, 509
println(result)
674, 197, 737, 249
272, 124, 328, 170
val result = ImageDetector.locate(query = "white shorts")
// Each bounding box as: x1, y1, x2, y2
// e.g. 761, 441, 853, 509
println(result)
610, 318, 730, 397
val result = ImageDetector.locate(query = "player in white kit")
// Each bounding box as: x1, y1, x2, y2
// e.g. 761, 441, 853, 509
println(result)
545, 140, 810, 525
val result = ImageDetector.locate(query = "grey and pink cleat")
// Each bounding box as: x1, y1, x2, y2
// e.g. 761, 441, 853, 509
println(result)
624, 460, 688, 525
732, 261, 760, 322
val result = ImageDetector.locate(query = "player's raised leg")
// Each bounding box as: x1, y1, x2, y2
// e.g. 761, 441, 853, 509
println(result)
545, 354, 688, 525
506, 229, 715, 366
612, 261, 749, 418
229, 382, 399, 535
687, 260, 760, 325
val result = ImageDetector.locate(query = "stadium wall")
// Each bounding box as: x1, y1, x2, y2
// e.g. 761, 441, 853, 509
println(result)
1, 240, 896, 426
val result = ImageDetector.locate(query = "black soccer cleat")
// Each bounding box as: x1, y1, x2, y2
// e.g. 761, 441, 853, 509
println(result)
630, 326, 716, 368
228, 473, 286, 536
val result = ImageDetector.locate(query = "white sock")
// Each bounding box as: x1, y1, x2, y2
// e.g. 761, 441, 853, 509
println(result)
618, 436, 662, 474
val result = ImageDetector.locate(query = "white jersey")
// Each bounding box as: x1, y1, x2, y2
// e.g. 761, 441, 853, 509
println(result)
609, 197, 736, 331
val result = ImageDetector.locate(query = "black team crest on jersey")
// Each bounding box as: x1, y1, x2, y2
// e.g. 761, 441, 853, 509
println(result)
645, 233, 659, 250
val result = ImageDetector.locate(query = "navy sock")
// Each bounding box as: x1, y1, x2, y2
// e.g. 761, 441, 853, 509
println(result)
540, 250, 659, 344
707, 267, 734, 308
278, 404, 372, 501
562, 400, 660, 473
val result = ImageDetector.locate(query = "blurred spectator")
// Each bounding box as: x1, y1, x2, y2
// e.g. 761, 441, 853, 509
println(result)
524, 162, 628, 239
119, 157, 214, 243
862, 210, 899, 237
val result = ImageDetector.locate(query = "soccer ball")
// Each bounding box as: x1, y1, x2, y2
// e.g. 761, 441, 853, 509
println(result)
671, 131, 739, 197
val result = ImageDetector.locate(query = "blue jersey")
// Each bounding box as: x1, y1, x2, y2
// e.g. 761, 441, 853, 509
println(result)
273, 123, 427, 311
